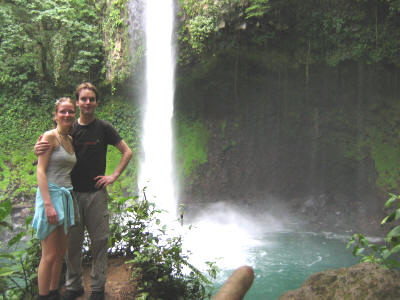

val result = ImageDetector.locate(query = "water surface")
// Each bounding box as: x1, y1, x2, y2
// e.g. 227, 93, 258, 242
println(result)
212, 230, 360, 300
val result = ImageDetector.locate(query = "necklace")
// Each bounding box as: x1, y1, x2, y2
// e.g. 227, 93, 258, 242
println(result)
56, 126, 70, 138
55, 127, 74, 154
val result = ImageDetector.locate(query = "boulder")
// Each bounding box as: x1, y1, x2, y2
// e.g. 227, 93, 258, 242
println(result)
278, 262, 400, 300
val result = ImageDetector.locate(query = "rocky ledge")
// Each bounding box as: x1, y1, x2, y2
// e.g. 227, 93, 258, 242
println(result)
278, 262, 400, 300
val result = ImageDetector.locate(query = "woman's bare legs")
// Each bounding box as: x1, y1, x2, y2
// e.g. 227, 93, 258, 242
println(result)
38, 226, 67, 295
50, 227, 67, 291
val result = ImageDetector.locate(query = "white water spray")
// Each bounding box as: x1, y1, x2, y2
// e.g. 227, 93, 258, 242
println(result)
135, 1, 258, 274
134, 0, 269, 286
138, 0, 176, 220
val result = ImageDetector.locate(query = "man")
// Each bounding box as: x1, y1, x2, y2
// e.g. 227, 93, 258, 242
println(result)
35, 82, 133, 300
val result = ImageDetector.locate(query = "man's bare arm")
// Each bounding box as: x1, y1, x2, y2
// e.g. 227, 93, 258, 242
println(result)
94, 140, 133, 189
34, 136, 51, 156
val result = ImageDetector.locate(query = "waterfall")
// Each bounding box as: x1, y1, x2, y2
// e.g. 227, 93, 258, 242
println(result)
138, 0, 177, 220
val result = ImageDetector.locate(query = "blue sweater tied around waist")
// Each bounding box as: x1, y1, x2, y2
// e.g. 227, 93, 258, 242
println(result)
32, 182, 75, 241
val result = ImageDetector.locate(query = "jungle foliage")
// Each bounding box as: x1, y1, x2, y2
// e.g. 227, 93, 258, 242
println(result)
0, 0, 140, 202
102, 0, 137, 93
0, 0, 104, 99
178, 0, 400, 67
108, 193, 217, 300
347, 193, 400, 268
0, 0, 105, 201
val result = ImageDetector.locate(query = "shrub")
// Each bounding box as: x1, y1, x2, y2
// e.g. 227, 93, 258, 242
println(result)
0, 200, 40, 299
107, 192, 217, 300
347, 193, 400, 268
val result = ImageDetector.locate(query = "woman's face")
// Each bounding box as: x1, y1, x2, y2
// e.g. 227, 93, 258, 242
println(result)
55, 101, 75, 129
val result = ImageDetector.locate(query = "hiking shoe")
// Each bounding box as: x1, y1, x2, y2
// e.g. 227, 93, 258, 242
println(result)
49, 290, 60, 300
62, 288, 84, 300
89, 291, 105, 300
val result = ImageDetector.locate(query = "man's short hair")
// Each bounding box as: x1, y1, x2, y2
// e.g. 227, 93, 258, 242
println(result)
75, 82, 99, 101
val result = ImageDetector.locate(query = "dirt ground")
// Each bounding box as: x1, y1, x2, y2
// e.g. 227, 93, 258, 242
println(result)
60, 257, 137, 299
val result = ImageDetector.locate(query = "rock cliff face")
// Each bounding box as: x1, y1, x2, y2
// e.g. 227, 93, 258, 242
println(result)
175, 58, 399, 235
278, 263, 400, 300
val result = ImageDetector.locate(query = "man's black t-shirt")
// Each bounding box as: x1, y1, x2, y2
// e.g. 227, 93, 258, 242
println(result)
71, 119, 122, 192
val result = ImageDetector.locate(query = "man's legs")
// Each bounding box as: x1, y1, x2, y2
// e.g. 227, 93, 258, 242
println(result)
64, 189, 109, 294
65, 192, 85, 292
85, 189, 110, 292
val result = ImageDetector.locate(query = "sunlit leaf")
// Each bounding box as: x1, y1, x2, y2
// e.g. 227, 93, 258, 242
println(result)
387, 226, 400, 241
0, 267, 16, 277
395, 208, 400, 220
381, 213, 395, 225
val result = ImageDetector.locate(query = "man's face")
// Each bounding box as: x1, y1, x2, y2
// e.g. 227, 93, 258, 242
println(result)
77, 88, 98, 116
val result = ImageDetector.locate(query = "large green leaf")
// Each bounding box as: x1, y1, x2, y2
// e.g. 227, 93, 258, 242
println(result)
0, 267, 16, 277
385, 244, 400, 259
386, 226, 400, 242
385, 193, 399, 208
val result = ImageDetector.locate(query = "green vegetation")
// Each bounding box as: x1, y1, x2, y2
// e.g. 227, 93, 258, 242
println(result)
0, 194, 217, 299
0, 0, 108, 203
0, 96, 140, 206
0, 95, 52, 203
220, 119, 239, 151
0, 0, 104, 98
109, 194, 217, 299
102, 0, 138, 93
178, 0, 400, 67
0, 200, 41, 299
347, 193, 400, 268
367, 100, 400, 191
175, 118, 209, 178
342, 99, 400, 191
97, 98, 141, 195
370, 140, 400, 190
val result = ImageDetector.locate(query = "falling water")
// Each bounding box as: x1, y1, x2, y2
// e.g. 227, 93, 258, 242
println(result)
138, 0, 176, 220
133, 0, 259, 284
133, 2, 361, 299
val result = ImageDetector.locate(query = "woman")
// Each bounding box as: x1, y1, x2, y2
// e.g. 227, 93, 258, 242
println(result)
32, 97, 77, 300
